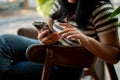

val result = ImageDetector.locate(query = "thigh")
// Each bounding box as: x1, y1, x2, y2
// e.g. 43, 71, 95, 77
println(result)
0, 34, 39, 71
4, 62, 83, 80
4, 61, 57, 80
4, 61, 43, 80
0, 34, 39, 59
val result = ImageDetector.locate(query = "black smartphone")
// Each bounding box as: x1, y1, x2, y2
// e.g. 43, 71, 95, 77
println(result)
32, 21, 54, 34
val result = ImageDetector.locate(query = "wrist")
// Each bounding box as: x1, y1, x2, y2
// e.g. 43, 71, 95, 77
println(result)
78, 34, 89, 46
39, 40, 45, 45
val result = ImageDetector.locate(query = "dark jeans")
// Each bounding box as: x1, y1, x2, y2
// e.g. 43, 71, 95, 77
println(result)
0, 34, 83, 80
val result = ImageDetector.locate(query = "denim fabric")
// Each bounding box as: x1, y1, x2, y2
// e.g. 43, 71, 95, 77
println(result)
0, 34, 83, 80
4, 61, 58, 80
4, 61, 83, 80
0, 34, 39, 71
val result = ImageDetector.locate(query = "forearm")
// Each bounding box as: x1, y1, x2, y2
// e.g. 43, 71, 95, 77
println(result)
79, 34, 120, 64
46, 17, 54, 27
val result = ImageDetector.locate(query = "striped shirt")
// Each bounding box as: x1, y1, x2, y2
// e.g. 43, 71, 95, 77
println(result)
50, 0, 119, 45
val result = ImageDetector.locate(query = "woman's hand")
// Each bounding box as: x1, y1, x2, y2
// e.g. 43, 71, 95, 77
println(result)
37, 29, 60, 45
58, 23, 85, 45
58, 23, 120, 64
37, 17, 60, 45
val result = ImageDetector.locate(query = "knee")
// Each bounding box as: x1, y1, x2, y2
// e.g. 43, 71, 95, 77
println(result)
0, 34, 14, 40
0, 34, 13, 44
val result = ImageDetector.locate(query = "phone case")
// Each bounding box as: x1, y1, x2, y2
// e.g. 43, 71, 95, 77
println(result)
32, 21, 54, 34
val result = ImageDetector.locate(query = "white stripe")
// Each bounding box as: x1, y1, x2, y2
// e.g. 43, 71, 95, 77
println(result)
92, 4, 113, 16
53, 25, 63, 32
51, 0, 60, 14
96, 21, 118, 32
93, 9, 114, 25
68, 21, 77, 26
97, 27, 117, 35
87, 25, 95, 29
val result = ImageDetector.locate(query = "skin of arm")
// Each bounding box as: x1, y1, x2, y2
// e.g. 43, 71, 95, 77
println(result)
58, 23, 120, 64
46, 17, 54, 27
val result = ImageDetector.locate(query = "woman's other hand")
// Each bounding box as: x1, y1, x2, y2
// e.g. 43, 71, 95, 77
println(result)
58, 23, 85, 45
58, 23, 120, 64
37, 29, 60, 45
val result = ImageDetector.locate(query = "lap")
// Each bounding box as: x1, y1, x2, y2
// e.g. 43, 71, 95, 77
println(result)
4, 61, 83, 80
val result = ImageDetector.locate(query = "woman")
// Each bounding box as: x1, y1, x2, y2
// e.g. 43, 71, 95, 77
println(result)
0, 0, 119, 80
44, 0, 120, 64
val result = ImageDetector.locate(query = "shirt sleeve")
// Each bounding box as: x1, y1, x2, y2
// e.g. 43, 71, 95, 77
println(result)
49, 0, 61, 16
92, 2, 119, 35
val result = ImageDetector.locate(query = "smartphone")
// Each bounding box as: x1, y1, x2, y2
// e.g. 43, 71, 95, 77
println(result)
32, 21, 54, 34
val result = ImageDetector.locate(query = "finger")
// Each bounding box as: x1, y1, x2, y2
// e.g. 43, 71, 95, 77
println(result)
61, 32, 72, 39
41, 35, 51, 43
42, 33, 59, 45
66, 35, 75, 39
58, 28, 74, 35
66, 33, 81, 40
58, 30, 68, 35
36, 29, 40, 33
59, 23, 72, 28
38, 30, 49, 39
45, 36, 59, 45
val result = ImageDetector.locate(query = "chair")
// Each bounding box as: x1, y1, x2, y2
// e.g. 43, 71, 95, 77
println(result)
17, 27, 118, 80
105, 63, 118, 80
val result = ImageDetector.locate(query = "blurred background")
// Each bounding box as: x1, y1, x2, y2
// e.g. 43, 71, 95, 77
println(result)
0, 0, 120, 80
0, 0, 120, 34
0, 0, 45, 34
0, 0, 119, 34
